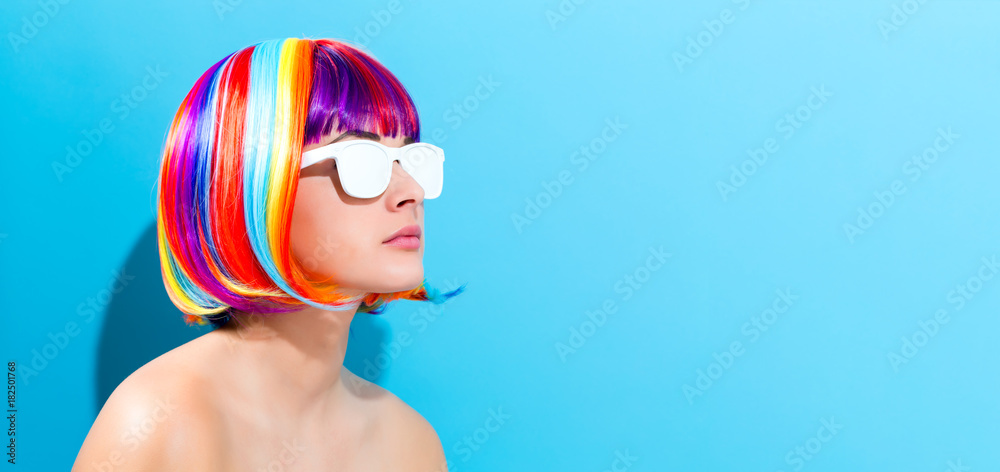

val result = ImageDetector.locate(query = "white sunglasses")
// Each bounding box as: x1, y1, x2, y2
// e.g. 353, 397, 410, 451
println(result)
300, 139, 445, 199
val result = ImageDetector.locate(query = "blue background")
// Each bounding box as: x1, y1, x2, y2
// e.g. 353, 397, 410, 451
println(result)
3, 0, 999, 470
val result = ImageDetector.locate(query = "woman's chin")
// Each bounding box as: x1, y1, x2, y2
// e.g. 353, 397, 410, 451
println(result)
382, 278, 426, 294
352, 273, 425, 295
381, 266, 425, 290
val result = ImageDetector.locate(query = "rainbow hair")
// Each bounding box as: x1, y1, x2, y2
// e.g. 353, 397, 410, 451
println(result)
155, 38, 465, 327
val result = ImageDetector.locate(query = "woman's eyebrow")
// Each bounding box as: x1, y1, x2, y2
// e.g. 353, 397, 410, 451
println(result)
329, 129, 416, 145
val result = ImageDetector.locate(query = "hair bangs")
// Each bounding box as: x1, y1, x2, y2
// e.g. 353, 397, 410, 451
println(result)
303, 39, 421, 146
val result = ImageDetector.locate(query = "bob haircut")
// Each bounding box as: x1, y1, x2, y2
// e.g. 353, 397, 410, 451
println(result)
155, 37, 465, 327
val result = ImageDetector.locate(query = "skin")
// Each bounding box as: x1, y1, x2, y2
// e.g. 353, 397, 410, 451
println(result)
71, 130, 449, 472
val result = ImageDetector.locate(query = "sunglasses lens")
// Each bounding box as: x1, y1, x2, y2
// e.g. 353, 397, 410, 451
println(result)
401, 145, 444, 199
337, 143, 391, 198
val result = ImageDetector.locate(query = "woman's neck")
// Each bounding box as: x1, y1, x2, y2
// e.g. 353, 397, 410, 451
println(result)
213, 304, 362, 417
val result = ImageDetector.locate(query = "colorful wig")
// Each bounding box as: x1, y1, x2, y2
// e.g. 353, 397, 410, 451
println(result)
155, 37, 465, 327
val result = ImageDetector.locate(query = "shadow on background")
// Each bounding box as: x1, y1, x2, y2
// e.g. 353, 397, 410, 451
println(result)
93, 221, 389, 414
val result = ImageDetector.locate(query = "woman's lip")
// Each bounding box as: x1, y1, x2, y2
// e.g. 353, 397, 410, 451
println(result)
383, 235, 420, 249
383, 224, 422, 243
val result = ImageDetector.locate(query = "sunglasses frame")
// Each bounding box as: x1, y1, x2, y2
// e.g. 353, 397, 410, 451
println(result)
299, 139, 445, 199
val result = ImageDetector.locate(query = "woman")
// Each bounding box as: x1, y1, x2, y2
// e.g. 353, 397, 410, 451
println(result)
72, 37, 465, 471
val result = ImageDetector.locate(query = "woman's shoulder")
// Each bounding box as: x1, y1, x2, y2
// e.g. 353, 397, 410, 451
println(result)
72, 336, 226, 471
339, 368, 448, 468
340, 366, 423, 423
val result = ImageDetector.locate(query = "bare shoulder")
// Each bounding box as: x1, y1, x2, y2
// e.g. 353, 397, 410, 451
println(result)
373, 384, 448, 470
339, 367, 447, 470
72, 340, 226, 471
393, 404, 449, 471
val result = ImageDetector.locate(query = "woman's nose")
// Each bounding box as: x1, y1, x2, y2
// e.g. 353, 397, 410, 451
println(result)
386, 161, 424, 205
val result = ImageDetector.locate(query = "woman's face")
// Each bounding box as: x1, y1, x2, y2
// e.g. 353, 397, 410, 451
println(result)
290, 129, 426, 298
